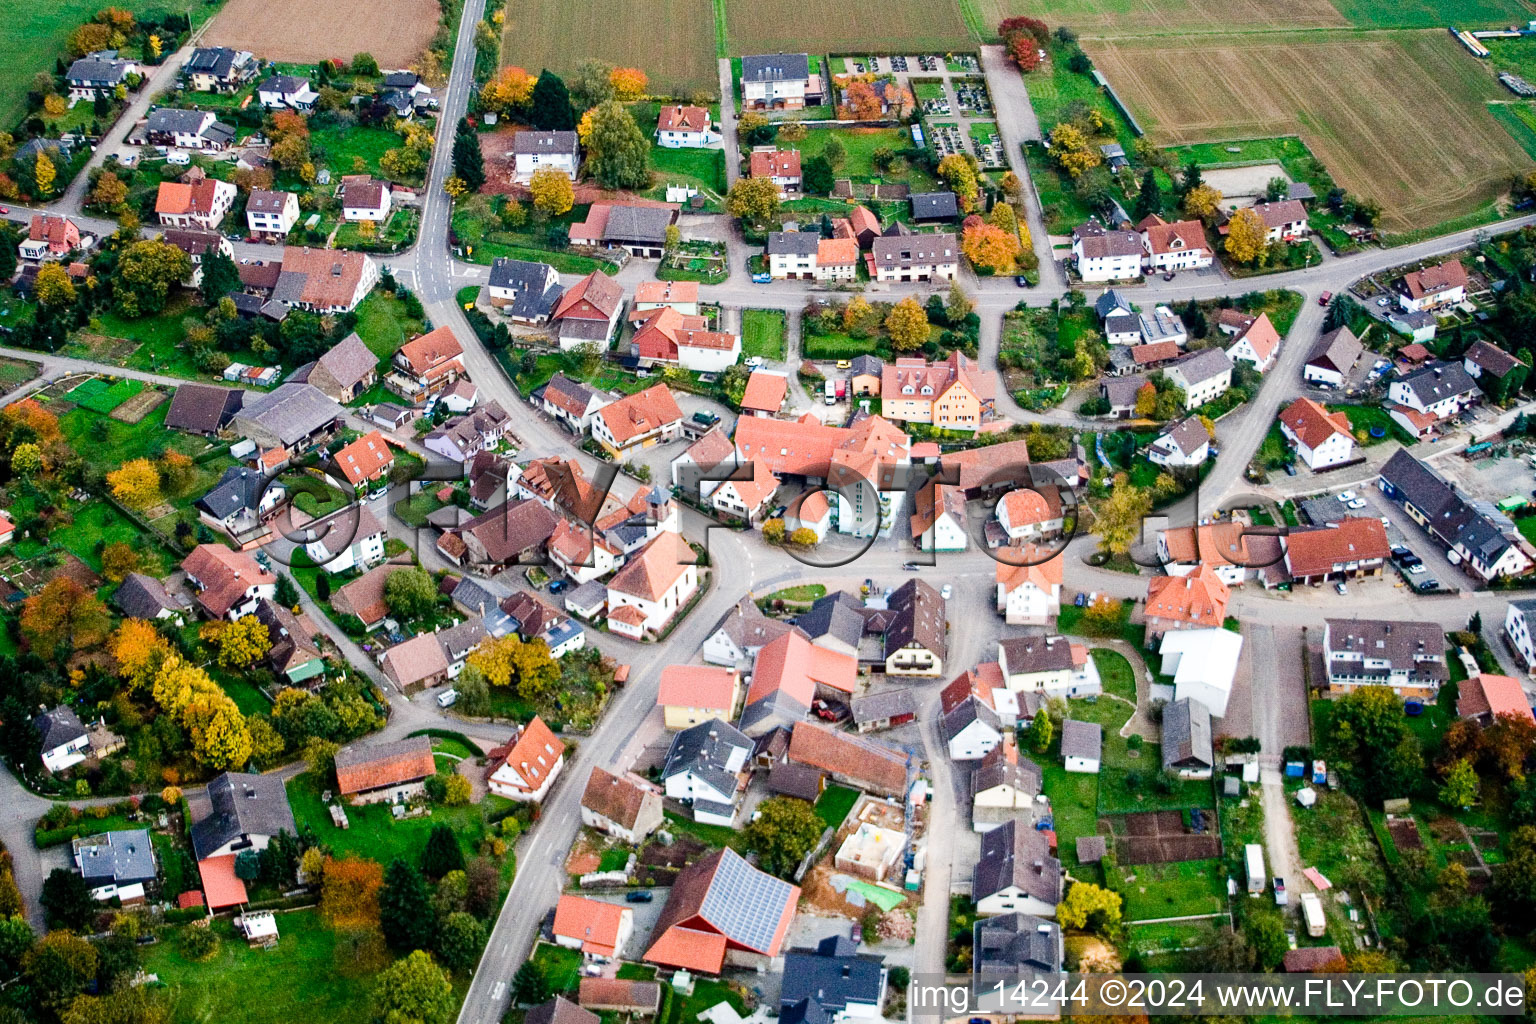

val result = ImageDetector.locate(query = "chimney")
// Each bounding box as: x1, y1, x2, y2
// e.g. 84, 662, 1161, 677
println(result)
1033, 859, 1044, 872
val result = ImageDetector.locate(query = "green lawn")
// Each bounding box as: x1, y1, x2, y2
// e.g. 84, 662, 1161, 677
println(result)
452, 207, 618, 275
0, 0, 221, 131
1040, 760, 1100, 872
741, 309, 787, 361
140, 911, 376, 1024
1093, 648, 1136, 702
71, 298, 267, 382
532, 941, 584, 994
286, 772, 508, 866
662, 809, 745, 850
796, 127, 936, 188
1337, 403, 1415, 446
1107, 857, 1228, 921
814, 785, 860, 828
0, 356, 40, 392
310, 125, 415, 184
333, 208, 420, 252
649, 146, 727, 195
42, 498, 172, 578
353, 290, 425, 361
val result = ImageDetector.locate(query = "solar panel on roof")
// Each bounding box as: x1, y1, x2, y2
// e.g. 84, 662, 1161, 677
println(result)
698, 848, 794, 953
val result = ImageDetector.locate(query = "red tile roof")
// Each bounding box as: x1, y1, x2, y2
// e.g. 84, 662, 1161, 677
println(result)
607, 530, 694, 602
197, 855, 249, 909
1457, 673, 1533, 722
644, 848, 798, 972
1142, 217, 1208, 256
553, 894, 629, 956
659, 665, 738, 712
657, 105, 710, 133
595, 384, 684, 445
1403, 260, 1468, 300
1284, 517, 1388, 579
181, 544, 275, 618
750, 149, 801, 179
334, 736, 436, 795
741, 371, 788, 413
1144, 564, 1230, 628
334, 430, 395, 486
397, 326, 464, 374
490, 716, 565, 794
553, 271, 623, 321
788, 720, 907, 793
1231, 312, 1281, 362
1280, 397, 1352, 451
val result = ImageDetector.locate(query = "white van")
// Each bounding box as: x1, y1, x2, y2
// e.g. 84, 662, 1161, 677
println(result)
436, 688, 458, 708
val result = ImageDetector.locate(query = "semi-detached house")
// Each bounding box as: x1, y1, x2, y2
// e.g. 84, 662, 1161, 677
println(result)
868, 233, 958, 283
1138, 215, 1212, 271
880, 353, 996, 429
1071, 219, 1142, 282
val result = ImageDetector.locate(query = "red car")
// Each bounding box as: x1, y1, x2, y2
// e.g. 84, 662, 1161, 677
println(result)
1318, 291, 1332, 306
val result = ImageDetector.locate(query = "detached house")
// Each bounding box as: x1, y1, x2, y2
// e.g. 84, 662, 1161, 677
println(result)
1323, 618, 1447, 698
1279, 397, 1355, 471
1144, 564, 1230, 636
656, 105, 718, 147
1303, 326, 1363, 387
1387, 361, 1478, 438
1147, 417, 1211, 469
155, 178, 237, 229
998, 634, 1097, 698
487, 258, 563, 324
749, 148, 802, 197
338, 178, 391, 222
1072, 219, 1143, 282
296, 332, 378, 403
256, 75, 318, 111
539, 373, 610, 433
196, 465, 284, 543
881, 579, 947, 677
1139, 215, 1212, 271
513, 131, 580, 182
581, 766, 664, 843
1164, 348, 1234, 411
972, 820, 1062, 917
1246, 199, 1308, 242
1463, 340, 1524, 393
37, 707, 90, 773
741, 53, 821, 110
662, 719, 752, 822
303, 503, 387, 574
144, 108, 234, 150
246, 189, 300, 240
271, 246, 381, 313
335, 737, 436, 805
181, 544, 276, 620
184, 47, 256, 92
387, 325, 464, 402
20, 215, 82, 262
591, 384, 684, 457
868, 233, 959, 283
1399, 260, 1467, 313
163, 229, 232, 287
554, 895, 635, 960
1226, 313, 1281, 373
487, 716, 566, 802
66, 52, 139, 102
424, 402, 513, 462
995, 546, 1064, 626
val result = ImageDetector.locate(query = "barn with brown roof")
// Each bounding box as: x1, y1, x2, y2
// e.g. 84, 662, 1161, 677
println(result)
580, 766, 664, 843
787, 721, 909, 797
334, 736, 436, 805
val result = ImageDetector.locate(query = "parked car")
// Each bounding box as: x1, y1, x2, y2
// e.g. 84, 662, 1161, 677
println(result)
1273, 877, 1288, 906
1162, 271, 1176, 281
836, 360, 852, 370
1074, 592, 1088, 607
746, 356, 764, 368
1334, 581, 1348, 595
1401, 554, 1422, 567
625, 891, 654, 903
751, 273, 772, 284
436, 689, 458, 708
1340, 491, 1356, 501
902, 562, 920, 571
1014, 276, 1030, 287
1407, 564, 1427, 575
1319, 291, 1332, 306
1416, 578, 1439, 592
548, 579, 569, 594
812, 699, 850, 723
940, 584, 953, 600
692, 410, 720, 426
1346, 498, 1367, 510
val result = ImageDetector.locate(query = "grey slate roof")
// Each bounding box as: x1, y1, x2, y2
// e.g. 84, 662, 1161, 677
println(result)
526, 996, 600, 1024
741, 53, 811, 83
258, 75, 311, 97
166, 382, 243, 434
999, 634, 1075, 676
68, 56, 133, 84
1096, 289, 1134, 319
146, 107, 211, 135
850, 688, 917, 725
1324, 618, 1448, 688
36, 706, 87, 751
191, 771, 297, 860
235, 383, 343, 446
604, 205, 673, 245
314, 333, 379, 391
781, 938, 886, 1017
186, 47, 244, 78
662, 719, 752, 799
1169, 346, 1234, 387
909, 191, 959, 221
767, 761, 825, 801
76, 829, 157, 886
488, 258, 563, 320
1161, 698, 1212, 771
1397, 361, 1477, 405
1060, 719, 1101, 762
711, 595, 803, 654
1305, 326, 1362, 374
1104, 313, 1139, 337
512, 131, 578, 156
196, 465, 270, 520
1101, 373, 1147, 408
848, 355, 884, 377
1380, 449, 1461, 522
942, 697, 999, 743
797, 591, 867, 650
972, 819, 1062, 905
1464, 339, 1522, 378
971, 749, 1043, 800
114, 572, 179, 619
974, 913, 1062, 981
767, 231, 820, 256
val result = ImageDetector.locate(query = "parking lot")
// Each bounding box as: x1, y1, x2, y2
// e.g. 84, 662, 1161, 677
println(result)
1301, 485, 1460, 594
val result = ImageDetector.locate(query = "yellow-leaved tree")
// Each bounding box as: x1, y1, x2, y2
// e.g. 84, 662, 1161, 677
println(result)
33, 152, 56, 198
1182, 184, 1222, 224
107, 457, 161, 509
210, 615, 272, 669
33, 264, 75, 310
1224, 207, 1268, 265
935, 153, 978, 212
528, 167, 574, 216
884, 296, 930, 352
609, 67, 648, 101
961, 220, 1021, 274
1047, 123, 1099, 177
111, 619, 171, 694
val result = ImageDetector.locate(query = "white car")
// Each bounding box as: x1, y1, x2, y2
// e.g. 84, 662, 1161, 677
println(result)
940, 584, 953, 600
1377, 297, 1390, 307
745, 356, 764, 368
1346, 498, 1367, 510
1407, 564, 1427, 575
1339, 491, 1356, 501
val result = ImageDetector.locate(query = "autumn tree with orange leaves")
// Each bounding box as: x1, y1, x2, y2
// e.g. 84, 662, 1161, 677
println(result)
111, 619, 172, 694
961, 216, 1022, 274
480, 67, 535, 116
838, 80, 884, 121
21, 577, 112, 654
609, 67, 648, 101
321, 856, 385, 927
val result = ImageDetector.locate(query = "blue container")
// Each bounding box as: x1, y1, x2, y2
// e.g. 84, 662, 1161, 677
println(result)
1284, 761, 1304, 778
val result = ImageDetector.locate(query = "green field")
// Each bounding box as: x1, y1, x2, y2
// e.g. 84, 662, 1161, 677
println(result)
649, 145, 728, 196
311, 124, 418, 185
1327, 0, 1534, 28
1490, 102, 1536, 161
1107, 857, 1228, 920
741, 309, 787, 361
797, 127, 938, 189
0, 0, 215, 130
502, 0, 719, 97
141, 911, 378, 1024
286, 772, 509, 866
353, 291, 426, 361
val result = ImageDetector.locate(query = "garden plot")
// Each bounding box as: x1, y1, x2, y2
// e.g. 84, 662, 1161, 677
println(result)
1201, 163, 1291, 207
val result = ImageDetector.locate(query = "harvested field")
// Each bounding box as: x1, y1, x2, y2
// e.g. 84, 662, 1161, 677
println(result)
204, 0, 439, 66
1085, 30, 1529, 233
502, 0, 718, 99
111, 389, 167, 424
967, 0, 1344, 38
728, 0, 970, 58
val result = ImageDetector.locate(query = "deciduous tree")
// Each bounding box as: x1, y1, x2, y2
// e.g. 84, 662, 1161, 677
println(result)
210, 614, 272, 669
1224, 207, 1267, 266
1095, 482, 1152, 555
113, 238, 191, 317
1181, 185, 1221, 224
884, 295, 929, 352
112, 619, 170, 693
24, 930, 98, 1010
21, 577, 112, 653
1056, 882, 1122, 933
480, 66, 535, 114
89, 170, 128, 211
584, 101, 651, 190
961, 219, 1020, 274
321, 856, 384, 928
384, 567, 437, 619
108, 457, 161, 508
936, 153, 978, 210
1047, 123, 1099, 178
34, 263, 75, 309
609, 67, 648, 100
1484, 711, 1536, 782
372, 950, 454, 1024
726, 176, 781, 224
743, 797, 824, 879
1440, 757, 1479, 810
100, 542, 140, 583
528, 167, 574, 217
